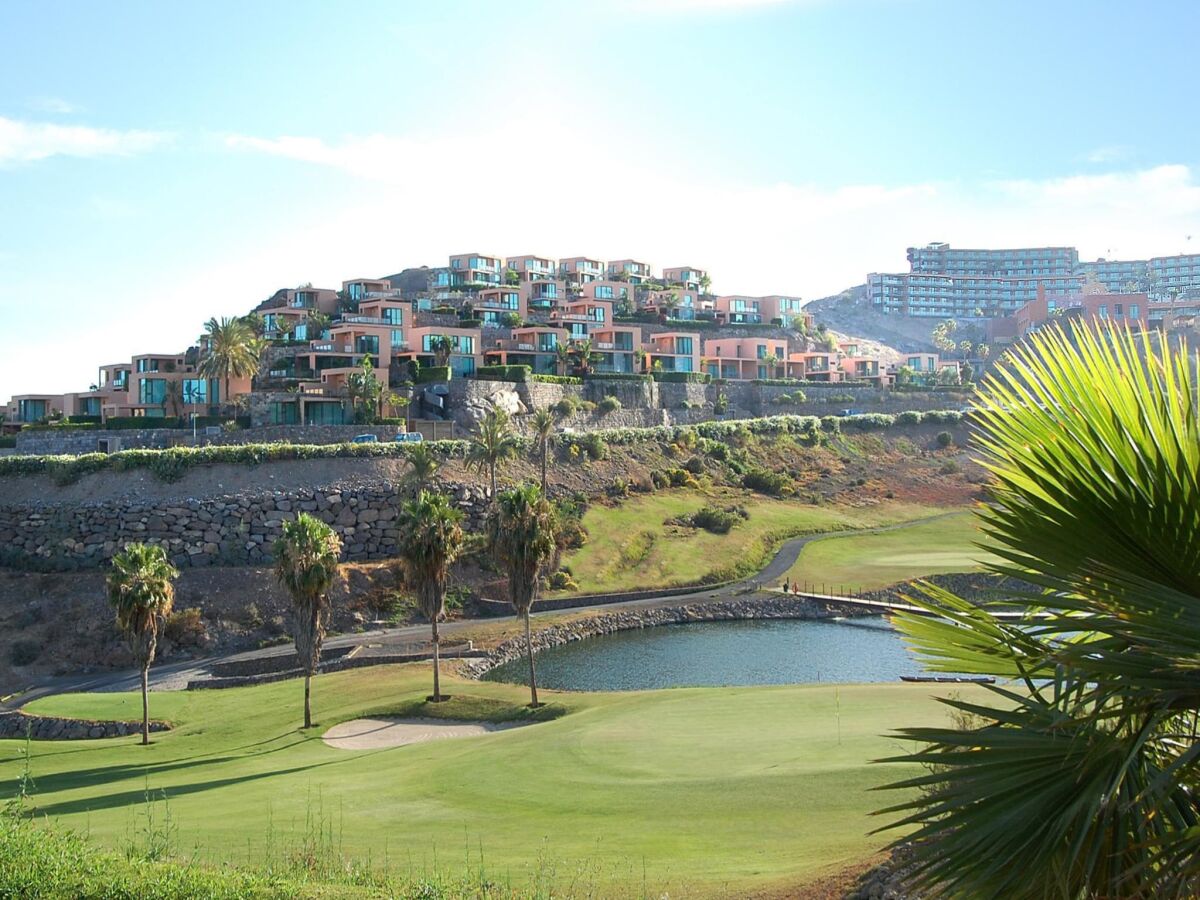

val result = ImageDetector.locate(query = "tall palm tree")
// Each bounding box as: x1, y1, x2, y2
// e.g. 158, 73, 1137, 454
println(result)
273, 513, 342, 729
404, 442, 440, 496
466, 407, 520, 497
554, 343, 572, 377
486, 484, 558, 707
430, 335, 454, 368
199, 316, 260, 410
106, 543, 178, 745
529, 407, 557, 494
395, 492, 465, 703
569, 339, 600, 377
880, 323, 1200, 899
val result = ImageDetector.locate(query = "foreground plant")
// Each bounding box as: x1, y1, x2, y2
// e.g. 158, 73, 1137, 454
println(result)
879, 323, 1200, 899
106, 543, 179, 745
487, 484, 558, 707
273, 513, 342, 728
396, 492, 465, 702
467, 408, 519, 497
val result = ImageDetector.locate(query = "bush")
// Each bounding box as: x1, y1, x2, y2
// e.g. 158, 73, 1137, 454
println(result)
651, 371, 711, 384
597, 396, 622, 414
579, 432, 607, 460
820, 415, 841, 434
752, 378, 804, 386
474, 364, 532, 383
742, 469, 794, 496
9, 639, 39, 666
164, 607, 207, 647
584, 372, 650, 382
922, 409, 964, 424
843, 413, 895, 431
499, 312, 523, 328
894, 410, 923, 425
713, 392, 729, 414
552, 397, 580, 417
0, 436, 14, 449
547, 570, 578, 591
936, 430, 954, 448
823, 394, 856, 404
529, 374, 581, 385
940, 459, 961, 475
415, 366, 451, 384
683, 455, 705, 474
689, 505, 746, 534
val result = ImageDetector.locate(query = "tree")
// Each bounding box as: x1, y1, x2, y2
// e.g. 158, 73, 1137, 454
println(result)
880, 323, 1200, 898
486, 485, 558, 707
569, 339, 600, 377
958, 339, 974, 359
894, 365, 915, 387
467, 407, 520, 497
404, 442, 440, 495
199, 316, 260, 409
164, 379, 184, 417
273, 513, 342, 729
346, 356, 383, 424
698, 273, 712, 295
762, 353, 781, 377
106, 543, 178, 745
931, 318, 959, 355
959, 362, 975, 383
504, 268, 520, 286
529, 407, 557, 493
430, 335, 454, 368
554, 343, 572, 377
395, 492, 465, 703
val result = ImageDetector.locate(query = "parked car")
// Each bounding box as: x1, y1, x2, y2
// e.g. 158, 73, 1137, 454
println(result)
393, 432, 424, 443
351, 434, 379, 444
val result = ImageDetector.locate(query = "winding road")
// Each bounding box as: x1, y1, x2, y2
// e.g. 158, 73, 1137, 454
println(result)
4, 513, 958, 708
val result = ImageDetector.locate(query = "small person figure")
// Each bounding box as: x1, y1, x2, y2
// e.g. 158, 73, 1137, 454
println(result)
783, 577, 790, 593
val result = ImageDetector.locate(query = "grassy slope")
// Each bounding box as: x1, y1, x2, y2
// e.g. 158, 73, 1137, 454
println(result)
2, 666, 982, 897
563, 488, 949, 594
786, 510, 1000, 593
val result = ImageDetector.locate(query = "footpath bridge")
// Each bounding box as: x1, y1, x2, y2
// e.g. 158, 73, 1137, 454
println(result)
763, 586, 1037, 622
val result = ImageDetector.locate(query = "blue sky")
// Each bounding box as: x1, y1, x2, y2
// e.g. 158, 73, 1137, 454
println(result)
2, 0, 1199, 395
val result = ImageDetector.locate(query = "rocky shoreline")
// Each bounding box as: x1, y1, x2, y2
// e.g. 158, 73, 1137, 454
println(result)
461, 593, 876, 679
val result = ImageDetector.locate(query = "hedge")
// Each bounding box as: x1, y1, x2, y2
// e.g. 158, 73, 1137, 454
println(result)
652, 371, 711, 384
474, 365, 532, 383
584, 373, 651, 383
530, 374, 582, 385
0, 436, 15, 449
752, 378, 804, 387
65, 415, 102, 425
0, 439, 476, 485
415, 366, 451, 384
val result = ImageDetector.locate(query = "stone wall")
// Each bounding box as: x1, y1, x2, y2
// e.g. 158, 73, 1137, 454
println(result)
0, 481, 493, 570
0, 710, 170, 740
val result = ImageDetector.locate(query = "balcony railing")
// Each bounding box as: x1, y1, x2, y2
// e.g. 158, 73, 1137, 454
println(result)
340, 315, 396, 326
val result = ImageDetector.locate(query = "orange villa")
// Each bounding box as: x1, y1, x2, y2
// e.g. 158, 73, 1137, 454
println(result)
703, 337, 790, 381
644, 331, 702, 373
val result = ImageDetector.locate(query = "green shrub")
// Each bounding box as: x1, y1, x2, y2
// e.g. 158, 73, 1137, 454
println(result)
713, 392, 729, 414
0, 436, 15, 449
820, 415, 841, 434
940, 459, 961, 475
584, 372, 650, 382
823, 394, 856, 404
936, 430, 954, 448
689, 505, 746, 534
597, 396, 622, 414
742, 469, 794, 496
530, 374, 581, 385
164, 607, 208, 647
415, 366, 451, 383
894, 410, 923, 425
922, 409, 964, 424
843, 413, 895, 431
475, 364, 531, 382
683, 455, 705, 474
752, 378, 804, 386
651, 371, 711, 384
552, 397, 580, 417
579, 432, 607, 460
548, 570, 578, 591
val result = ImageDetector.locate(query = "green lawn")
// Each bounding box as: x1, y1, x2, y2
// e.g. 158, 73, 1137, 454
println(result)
563, 488, 951, 594
786, 510, 1001, 593
1, 667, 981, 897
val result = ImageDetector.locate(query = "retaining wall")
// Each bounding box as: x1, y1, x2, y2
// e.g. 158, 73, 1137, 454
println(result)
0, 710, 170, 740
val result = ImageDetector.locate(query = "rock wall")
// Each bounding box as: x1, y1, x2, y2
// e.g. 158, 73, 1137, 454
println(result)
0, 710, 170, 740
0, 481, 493, 570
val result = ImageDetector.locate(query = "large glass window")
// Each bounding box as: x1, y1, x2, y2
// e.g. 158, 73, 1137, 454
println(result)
136, 358, 159, 373
675, 336, 693, 355
139, 378, 167, 405
181, 379, 210, 406
594, 285, 614, 299
391, 329, 405, 348
18, 399, 47, 422
305, 402, 346, 425
356, 335, 380, 355
270, 402, 299, 425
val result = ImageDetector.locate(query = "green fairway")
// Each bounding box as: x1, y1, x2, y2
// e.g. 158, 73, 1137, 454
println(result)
786, 510, 1001, 593
563, 488, 950, 594
1, 667, 980, 897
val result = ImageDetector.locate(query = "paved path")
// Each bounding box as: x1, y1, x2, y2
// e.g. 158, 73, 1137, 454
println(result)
4, 513, 959, 709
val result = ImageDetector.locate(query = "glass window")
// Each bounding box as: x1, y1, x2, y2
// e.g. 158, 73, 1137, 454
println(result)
595, 285, 614, 299
181, 379, 209, 405
305, 402, 346, 425
391, 329, 405, 347
139, 378, 167, 405
270, 402, 299, 425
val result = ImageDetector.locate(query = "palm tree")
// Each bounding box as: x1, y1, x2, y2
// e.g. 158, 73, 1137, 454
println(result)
106, 543, 178, 745
529, 407, 557, 494
199, 316, 260, 410
569, 339, 600, 377
430, 335, 454, 368
273, 513, 342, 729
404, 442, 440, 495
466, 407, 520, 497
880, 322, 1200, 899
163, 379, 183, 418
699, 273, 712, 295
553, 342, 572, 377
486, 485, 558, 707
395, 492, 465, 702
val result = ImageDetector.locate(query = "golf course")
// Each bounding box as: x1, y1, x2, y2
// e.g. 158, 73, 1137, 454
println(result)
1, 666, 980, 897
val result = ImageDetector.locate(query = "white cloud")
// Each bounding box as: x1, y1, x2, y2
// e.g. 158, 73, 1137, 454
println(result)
0, 117, 170, 165
28, 97, 79, 115
1083, 145, 1131, 164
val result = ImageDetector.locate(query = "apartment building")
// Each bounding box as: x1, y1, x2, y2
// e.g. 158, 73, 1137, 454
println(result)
522, 278, 566, 312
483, 326, 567, 375
549, 298, 612, 341
578, 280, 632, 306
713, 295, 808, 326
505, 255, 556, 282
783, 351, 840, 382
643, 288, 705, 320
662, 266, 707, 292
837, 342, 883, 384
606, 259, 653, 285
1079, 253, 1200, 300
5, 394, 65, 424
1014, 289, 1148, 337
644, 332, 701, 373
589, 324, 641, 374
558, 257, 605, 284
703, 337, 790, 381
434, 253, 503, 290
475, 286, 527, 326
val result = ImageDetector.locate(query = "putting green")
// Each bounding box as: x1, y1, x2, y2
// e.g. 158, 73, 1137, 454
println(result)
786, 510, 1001, 593
1, 666, 980, 896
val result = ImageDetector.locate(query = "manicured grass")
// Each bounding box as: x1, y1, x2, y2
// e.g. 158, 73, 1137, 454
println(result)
786, 510, 1001, 593
563, 487, 950, 594
1, 667, 982, 897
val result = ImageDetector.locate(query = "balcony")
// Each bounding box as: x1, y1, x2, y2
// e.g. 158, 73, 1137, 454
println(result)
340, 315, 395, 326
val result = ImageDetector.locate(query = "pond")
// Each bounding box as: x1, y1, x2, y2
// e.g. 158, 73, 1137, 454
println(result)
483, 617, 924, 691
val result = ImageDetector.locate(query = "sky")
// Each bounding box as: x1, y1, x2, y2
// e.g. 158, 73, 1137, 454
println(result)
2, 0, 1199, 396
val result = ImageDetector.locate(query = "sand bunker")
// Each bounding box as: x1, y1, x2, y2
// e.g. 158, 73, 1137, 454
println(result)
322, 717, 526, 750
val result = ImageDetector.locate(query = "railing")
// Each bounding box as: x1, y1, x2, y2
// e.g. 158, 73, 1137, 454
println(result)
595, 341, 615, 349
340, 315, 395, 326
